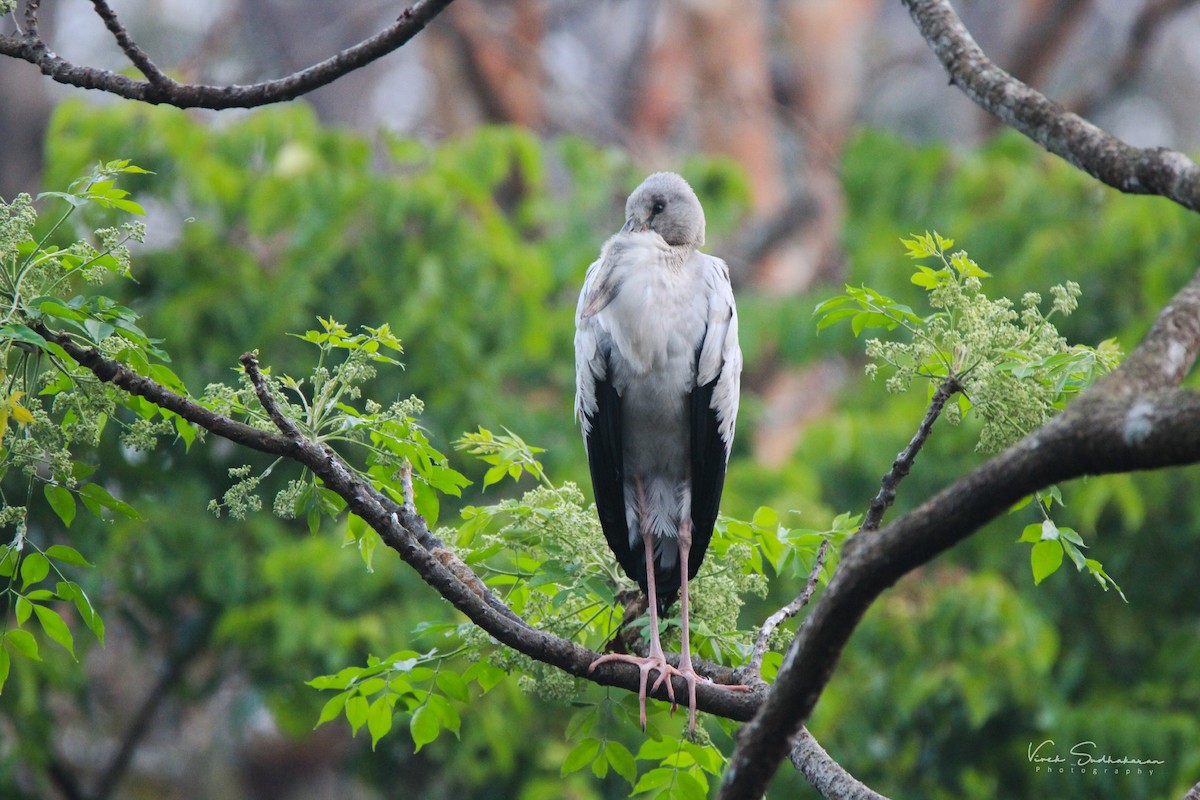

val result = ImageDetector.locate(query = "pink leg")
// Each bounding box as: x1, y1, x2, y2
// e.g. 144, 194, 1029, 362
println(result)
590, 487, 751, 731
589, 480, 675, 729
667, 517, 752, 732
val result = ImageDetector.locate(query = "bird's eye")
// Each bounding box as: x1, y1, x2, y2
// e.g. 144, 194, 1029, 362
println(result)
651, 200, 666, 215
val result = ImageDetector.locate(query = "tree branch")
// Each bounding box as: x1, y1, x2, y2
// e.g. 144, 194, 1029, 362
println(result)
0, 0, 455, 108
746, 538, 827, 679
748, 373, 957, 679
89, 0, 172, 88
900, 0, 1200, 214
757, 376, 959, 800
789, 728, 888, 800
32, 324, 762, 723
717, 267, 1200, 799
862, 375, 960, 532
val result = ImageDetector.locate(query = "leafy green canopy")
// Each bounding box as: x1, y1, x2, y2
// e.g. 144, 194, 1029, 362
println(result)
1, 104, 1198, 800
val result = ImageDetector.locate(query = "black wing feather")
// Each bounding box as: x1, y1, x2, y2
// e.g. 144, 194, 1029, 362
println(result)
586, 351, 730, 619
585, 366, 644, 590
687, 371, 727, 584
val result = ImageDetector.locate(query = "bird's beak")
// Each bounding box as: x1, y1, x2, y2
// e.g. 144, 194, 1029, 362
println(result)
622, 217, 649, 234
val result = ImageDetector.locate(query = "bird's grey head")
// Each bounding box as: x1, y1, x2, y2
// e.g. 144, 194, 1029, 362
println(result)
621, 172, 706, 248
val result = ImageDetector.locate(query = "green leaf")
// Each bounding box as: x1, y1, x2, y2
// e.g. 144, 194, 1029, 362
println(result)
436, 670, 470, 702
79, 483, 141, 519
358, 531, 377, 573
44, 485, 77, 528
409, 703, 440, 752
813, 306, 858, 332
83, 318, 115, 344
562, 737, 602, 776
632, 766, 675, 795
46, 544, 91, 567
0, 647, 9, 694
20, 553, 50, 589
33, 605, 75, 658
482, 464, 508, 488
607, 740, 638, 785
0, 323, 48, 348
5, 629, 41, 661
1062, 539, 1088, 572
1031, 539, 1064, 585
427, 693, 461, 737
367, 695, 395, 750
1017, 523, 1043, 543
345, 694, 369, 735
315, 691, 350, 727
751, 506, 778, 530
15, 595, 32, 626
1057, 526, 1085, 546
673, 769, 708, 799
1038, 519, 1059, 541
67, 583, 105, 645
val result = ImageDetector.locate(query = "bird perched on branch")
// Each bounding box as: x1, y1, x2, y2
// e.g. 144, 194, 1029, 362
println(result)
575, 171, 746, 730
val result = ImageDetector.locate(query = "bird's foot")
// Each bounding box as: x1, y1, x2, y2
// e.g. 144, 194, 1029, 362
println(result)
668, 667, 755, 732
589, 652, 678, 730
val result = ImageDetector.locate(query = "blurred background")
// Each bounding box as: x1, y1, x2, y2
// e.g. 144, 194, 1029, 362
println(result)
3, 1, 1200, 798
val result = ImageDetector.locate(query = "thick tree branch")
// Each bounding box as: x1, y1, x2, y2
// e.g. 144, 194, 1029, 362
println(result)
717, 267, 1200, 799
46, 328, 894, 797
33, 323, 761, 722
761, 376, 958, 800
901, 0, 1200, 214
790, 728, 888, 800
0, 0, 454, 108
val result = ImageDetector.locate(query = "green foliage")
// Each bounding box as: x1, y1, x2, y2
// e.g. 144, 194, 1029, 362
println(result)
0, 161, 178, 695
816, 233, 1125, 606
12, 106, 753, 798
40, 102, 752, 486
1017, 497, 1124, 600
817, 231, 1120, 452
455, 426, 550, 489
8, 107, 1200, 800
203, 316, 468, 529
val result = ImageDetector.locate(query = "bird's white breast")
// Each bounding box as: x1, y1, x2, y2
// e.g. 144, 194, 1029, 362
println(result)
593, 234, 708, 390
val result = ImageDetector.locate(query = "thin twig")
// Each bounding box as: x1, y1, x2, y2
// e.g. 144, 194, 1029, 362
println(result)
89, 0, 173, 87
862, 375, 961, 532
400, 460, 415, 512
748, 375, 960, 678
747, 538, 828, 677
240, 353, 303, 440
22, 0, 41, 40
